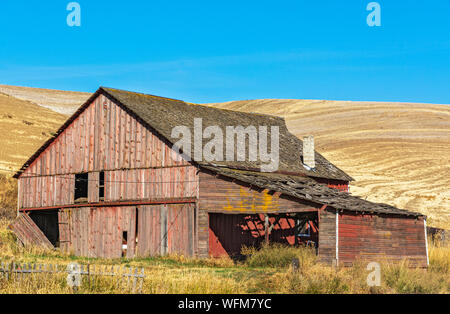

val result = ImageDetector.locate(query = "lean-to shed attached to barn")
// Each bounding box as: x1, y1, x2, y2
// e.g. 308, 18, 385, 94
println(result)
11, 87, 429, 267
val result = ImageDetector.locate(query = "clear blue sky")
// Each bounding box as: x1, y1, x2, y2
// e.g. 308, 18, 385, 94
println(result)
0, 0, 449, 104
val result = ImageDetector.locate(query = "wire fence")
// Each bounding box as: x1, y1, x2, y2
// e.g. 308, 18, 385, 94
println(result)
0, 261, 145, 293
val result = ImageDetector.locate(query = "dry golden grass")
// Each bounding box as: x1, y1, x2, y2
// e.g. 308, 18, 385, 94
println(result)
0, 221, 448, 294
204, 99, 450, 229
0, 93, 68, 174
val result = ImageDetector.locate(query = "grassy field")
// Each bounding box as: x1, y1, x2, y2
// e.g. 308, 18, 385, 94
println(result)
0, 217, 448, 294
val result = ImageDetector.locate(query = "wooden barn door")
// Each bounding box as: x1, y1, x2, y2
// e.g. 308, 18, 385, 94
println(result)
167, 203, 195, 256
136, 203, 195, 257
136, 205, 164, 257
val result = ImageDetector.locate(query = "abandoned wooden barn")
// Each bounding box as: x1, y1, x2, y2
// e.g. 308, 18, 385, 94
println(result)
11, 87, 429, 267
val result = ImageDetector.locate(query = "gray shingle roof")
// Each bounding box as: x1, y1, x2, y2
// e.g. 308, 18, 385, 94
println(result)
102, 87, 353, 181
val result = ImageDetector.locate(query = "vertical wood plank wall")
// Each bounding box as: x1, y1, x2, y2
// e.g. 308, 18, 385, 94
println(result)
58, 206, 136, 258
18, 93, 199, 258
21, 94, 190, 177
198, 170, 316, 214
338, 213, 428, 267
58, 204, 195, 258
318, 209, 337, 265
17, 93, 199, 210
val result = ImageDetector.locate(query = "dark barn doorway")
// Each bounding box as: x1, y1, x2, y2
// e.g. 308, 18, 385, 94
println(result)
28, 210, 60, 247
208, 212, 318, 259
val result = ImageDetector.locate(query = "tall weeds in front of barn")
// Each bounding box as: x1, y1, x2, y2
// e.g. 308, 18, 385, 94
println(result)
0, 221, 448, 293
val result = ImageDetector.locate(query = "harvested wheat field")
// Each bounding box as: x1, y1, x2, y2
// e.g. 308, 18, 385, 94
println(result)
0, 85, 448, 229
204, 99, 450, 229
0, 92, 68, 174
0, 84, 90, 115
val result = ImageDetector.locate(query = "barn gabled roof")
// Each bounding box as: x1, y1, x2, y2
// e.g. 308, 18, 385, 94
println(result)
15, 87, 353, 181
101, 87, 353, 181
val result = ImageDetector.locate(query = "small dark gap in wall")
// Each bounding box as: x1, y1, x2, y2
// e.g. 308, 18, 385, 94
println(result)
99, 171, 105, 201
135, 207, 139, 253
122, 231, 128, 257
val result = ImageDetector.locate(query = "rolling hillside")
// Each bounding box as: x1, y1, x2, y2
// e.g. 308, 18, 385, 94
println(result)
0, 85, 90, 115
0, 92, 69, 174
203, 99, 450, 229
0, 85, 448, 228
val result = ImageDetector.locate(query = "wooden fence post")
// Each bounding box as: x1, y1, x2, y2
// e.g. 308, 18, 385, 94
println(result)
87, 264, 91, 290
139, 268, 144, 294
0, 260, 145, 294
12, 262, 16, 282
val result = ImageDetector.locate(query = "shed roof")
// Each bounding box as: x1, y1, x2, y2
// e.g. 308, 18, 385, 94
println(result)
202, 166, 423, 217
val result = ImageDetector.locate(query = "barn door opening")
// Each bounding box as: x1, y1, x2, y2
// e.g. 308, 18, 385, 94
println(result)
209, 212, 319, 259
29, 210, 60, 247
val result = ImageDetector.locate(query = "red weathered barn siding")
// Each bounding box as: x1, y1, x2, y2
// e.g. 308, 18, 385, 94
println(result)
18, 167, 198, 210
167, 203, 195, 256
136, 205, 163, 257
198, 170, 322, 258
338, 212, 427, 267
16, 93, 199, 258
20, 94, 189, 177
208, 213, 318, 258
17, 93, 199, 210
58, 206, 136, 258
318, 208, 337, 264
105, 167, 198, 202
136, 203, 195, 257
198, 170, 317, 214
58, 204, 195, 258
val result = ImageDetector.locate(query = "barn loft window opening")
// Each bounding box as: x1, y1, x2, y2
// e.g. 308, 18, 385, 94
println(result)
74, 173, 89, 203
99, 171, 105, 201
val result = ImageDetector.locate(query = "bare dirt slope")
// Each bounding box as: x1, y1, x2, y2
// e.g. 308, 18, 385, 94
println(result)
204, 99, 450, 229
0, 85, 89, 115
